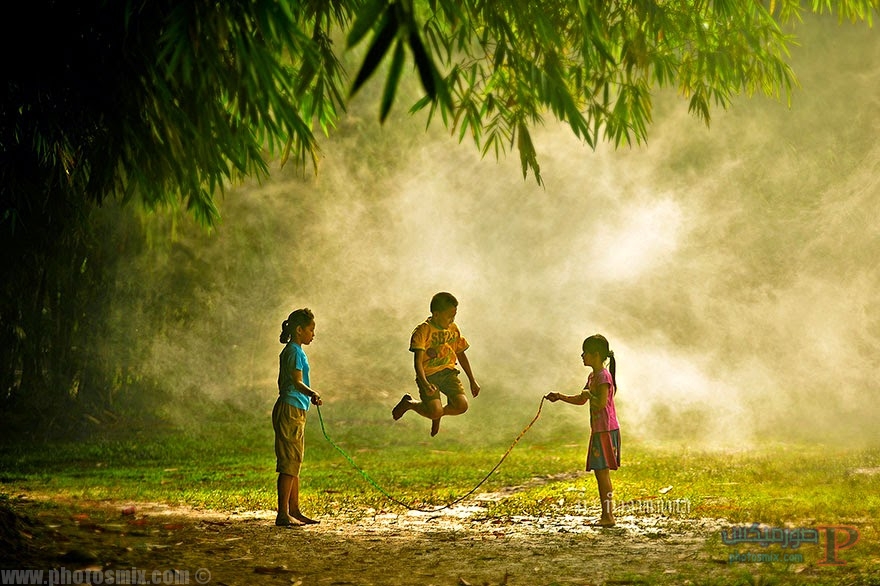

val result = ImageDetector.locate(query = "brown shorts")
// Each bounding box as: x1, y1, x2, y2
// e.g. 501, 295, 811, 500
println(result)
272, 398, 306, 476
416, 368, 465, 402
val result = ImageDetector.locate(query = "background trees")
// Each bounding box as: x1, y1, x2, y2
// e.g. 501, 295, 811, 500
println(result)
1, 0, 876, 432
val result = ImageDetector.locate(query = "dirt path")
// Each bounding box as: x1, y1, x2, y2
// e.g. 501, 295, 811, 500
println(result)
4, 492, 818, 586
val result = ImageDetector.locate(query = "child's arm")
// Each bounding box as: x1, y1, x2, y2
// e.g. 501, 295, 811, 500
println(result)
413, 349, 438, 397
545, 391, 590, 405
456, 350, 480, 397
589, 383, 610, 412
292, 369, 322, 405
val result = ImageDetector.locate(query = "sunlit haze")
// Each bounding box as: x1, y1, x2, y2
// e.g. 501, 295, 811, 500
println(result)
133, 15, 879, 448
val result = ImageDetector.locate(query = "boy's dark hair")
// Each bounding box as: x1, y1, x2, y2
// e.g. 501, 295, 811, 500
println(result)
280, 308, 315, 343
430, 292, 458, 313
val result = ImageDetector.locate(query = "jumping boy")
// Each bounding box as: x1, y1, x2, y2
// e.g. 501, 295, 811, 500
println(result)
392, 292, 480, 436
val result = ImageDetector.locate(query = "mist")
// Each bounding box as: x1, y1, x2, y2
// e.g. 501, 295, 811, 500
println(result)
123, 14, 879, 449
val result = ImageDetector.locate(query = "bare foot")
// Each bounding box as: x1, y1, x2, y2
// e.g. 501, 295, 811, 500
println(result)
292, 512, 320, 525
597, 516, 616, 527
274, 514, 302, 527
392, 394, 413, 420
430, 417, 441, 437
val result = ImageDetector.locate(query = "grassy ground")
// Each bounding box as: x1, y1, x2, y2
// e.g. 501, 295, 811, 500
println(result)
2, 403, 879, 584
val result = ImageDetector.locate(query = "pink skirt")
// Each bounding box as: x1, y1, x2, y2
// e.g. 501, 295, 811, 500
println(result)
586, 429, 621, 471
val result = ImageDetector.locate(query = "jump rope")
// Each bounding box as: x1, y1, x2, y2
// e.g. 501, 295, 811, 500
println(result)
314, 395, 547, 513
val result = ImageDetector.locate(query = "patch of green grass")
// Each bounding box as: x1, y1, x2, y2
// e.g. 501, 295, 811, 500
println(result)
2, 409, 878, 524
3, 406, 879, 584
3, 409, 879, 532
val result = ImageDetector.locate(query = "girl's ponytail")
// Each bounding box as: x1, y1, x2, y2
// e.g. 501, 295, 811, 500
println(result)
607, 350, 617, 394
279, 319, 292, 344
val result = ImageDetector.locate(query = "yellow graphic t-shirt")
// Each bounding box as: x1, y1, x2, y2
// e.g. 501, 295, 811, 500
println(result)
409, 319, 469, 377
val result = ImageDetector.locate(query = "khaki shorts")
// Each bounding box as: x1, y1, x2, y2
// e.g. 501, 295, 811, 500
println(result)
272, 398, 306, 476
416, 368, 465, 402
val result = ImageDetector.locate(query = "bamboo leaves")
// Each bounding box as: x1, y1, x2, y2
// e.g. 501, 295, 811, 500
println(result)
350, 4, 399, 99
5, 0, 879, 222
339, 0, 877, 184
382, 41, 406, 122
348, 0, 449, 122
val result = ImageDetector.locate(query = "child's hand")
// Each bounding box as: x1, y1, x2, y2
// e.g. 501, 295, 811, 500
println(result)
424, 383, 439, 397
470, 380, 481, 398
545, 392, 560, 402
311, 392, 323, 406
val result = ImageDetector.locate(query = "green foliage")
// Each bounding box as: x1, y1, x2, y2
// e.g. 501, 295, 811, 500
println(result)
357, 0, 876, 184
2, 0, 877, 231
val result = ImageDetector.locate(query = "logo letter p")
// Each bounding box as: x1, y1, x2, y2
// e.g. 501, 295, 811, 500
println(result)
817, 525, 860, 565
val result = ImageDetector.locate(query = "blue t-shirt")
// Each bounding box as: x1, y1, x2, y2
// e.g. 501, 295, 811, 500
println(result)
278, 343, 310, 410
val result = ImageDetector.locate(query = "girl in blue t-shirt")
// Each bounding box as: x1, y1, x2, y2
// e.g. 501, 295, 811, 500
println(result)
273, 308, 322, 526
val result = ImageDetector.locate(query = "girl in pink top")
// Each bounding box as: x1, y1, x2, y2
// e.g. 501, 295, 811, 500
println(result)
546, 334, 620, 527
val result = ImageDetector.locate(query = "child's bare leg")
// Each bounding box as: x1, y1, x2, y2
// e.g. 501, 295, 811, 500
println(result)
276, 474, 297, 526
443, 393, 469, 416
401, 398, 444, 436
431, 394, 469, 436
410, 398, 443, 420
393, 386, 443, 421
594, 469, 615, 526
392, 394, 414, 420
288, 476, 319, 525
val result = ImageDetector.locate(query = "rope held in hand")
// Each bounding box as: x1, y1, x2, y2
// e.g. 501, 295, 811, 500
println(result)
315, 396, 547, 512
